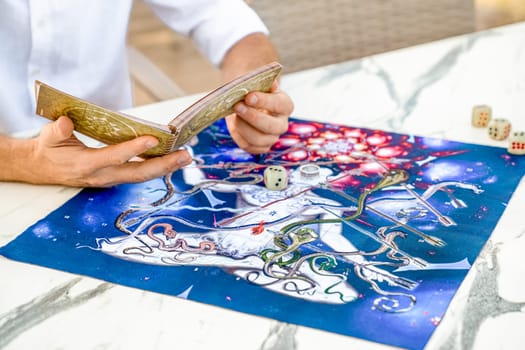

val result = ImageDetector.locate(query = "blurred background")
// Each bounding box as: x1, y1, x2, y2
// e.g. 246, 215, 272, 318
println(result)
127, 0, 525, 106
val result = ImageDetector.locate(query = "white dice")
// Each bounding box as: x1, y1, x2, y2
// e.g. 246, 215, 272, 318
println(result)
508, 131, 525, 155
263, 165, 288, 190
472, 105, 492, 127
487, 118, 511, 141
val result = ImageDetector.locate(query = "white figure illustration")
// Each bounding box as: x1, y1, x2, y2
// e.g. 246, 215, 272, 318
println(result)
99, 145, 478, 309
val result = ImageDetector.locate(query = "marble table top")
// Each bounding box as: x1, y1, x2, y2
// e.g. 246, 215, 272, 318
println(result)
1, 22, 525, 350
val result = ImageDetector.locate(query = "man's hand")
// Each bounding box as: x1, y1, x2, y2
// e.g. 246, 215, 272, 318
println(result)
220, 33, 294, 154
227, 80, 293, 154
1, 116, 192, 187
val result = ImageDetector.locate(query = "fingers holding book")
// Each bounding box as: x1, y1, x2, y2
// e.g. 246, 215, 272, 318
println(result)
244, 80, 294, 119
230, 81, 293, 154
24, 116, 192, 187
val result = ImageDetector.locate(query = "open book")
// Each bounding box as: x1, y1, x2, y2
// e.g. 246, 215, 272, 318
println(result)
35, 62, 282, 157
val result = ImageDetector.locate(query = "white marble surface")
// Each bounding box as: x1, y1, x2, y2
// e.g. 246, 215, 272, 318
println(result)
2, 22, 525, 350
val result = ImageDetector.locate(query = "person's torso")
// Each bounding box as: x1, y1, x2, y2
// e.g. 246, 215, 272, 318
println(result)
0, 0, 134, 134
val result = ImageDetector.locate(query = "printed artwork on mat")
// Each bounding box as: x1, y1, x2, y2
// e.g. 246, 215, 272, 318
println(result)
2, 118, 524, 349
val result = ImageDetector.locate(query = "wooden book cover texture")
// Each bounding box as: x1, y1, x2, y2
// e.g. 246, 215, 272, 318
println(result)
35, 62, 282, 157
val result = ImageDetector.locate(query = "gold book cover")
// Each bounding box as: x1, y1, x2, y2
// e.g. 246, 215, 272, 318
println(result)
35, 62, 282, 158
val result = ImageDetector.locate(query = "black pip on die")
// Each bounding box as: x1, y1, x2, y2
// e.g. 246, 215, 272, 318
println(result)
487, 118, 511, 141
263, 165, 288, 191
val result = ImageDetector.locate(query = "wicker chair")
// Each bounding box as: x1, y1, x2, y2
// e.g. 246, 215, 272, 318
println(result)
246, 0, 476, 73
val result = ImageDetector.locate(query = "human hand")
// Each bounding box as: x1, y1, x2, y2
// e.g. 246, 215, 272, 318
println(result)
20, 116, 192, 187
227, 80, 293, 154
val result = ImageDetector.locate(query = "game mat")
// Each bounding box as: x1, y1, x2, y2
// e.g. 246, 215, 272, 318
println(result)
2, 118, 524, 349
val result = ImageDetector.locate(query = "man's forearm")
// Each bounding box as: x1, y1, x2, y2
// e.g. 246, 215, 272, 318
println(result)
220, 33, 279, 82
0, 135, 33, 182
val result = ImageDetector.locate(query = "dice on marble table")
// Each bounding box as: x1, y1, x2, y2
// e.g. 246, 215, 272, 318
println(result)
471, 105, 492, 127
508, 131, 525, 155
263, 165, 288, 190
487, 118, 511, 140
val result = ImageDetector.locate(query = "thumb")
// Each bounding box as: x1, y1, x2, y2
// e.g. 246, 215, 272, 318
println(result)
40, 116, 75, 146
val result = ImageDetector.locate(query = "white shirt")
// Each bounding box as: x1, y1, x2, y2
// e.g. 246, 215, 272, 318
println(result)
0, 0, 268, 134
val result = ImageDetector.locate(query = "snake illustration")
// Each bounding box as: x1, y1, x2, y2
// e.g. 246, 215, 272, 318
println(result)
280, 169, 410, 234
261, 228, 319, 284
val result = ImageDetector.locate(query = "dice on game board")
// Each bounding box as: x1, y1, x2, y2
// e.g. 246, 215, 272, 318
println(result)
487, 118, 511, 140
471, 105, 492, 127
508, 131, 525, 155
263, 165, 288, 190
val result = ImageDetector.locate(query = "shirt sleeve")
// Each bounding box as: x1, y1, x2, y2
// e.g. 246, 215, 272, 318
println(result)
144, 0, 269, 66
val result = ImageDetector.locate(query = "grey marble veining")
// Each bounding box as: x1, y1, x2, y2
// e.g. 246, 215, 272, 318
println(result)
459, 240, 525, 349
259, 323, 298, 350
281, 23, 525, 141
0, 278, 112, 349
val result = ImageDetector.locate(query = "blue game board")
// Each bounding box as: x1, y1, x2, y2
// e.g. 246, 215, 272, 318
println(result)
2, 118, 524, 349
